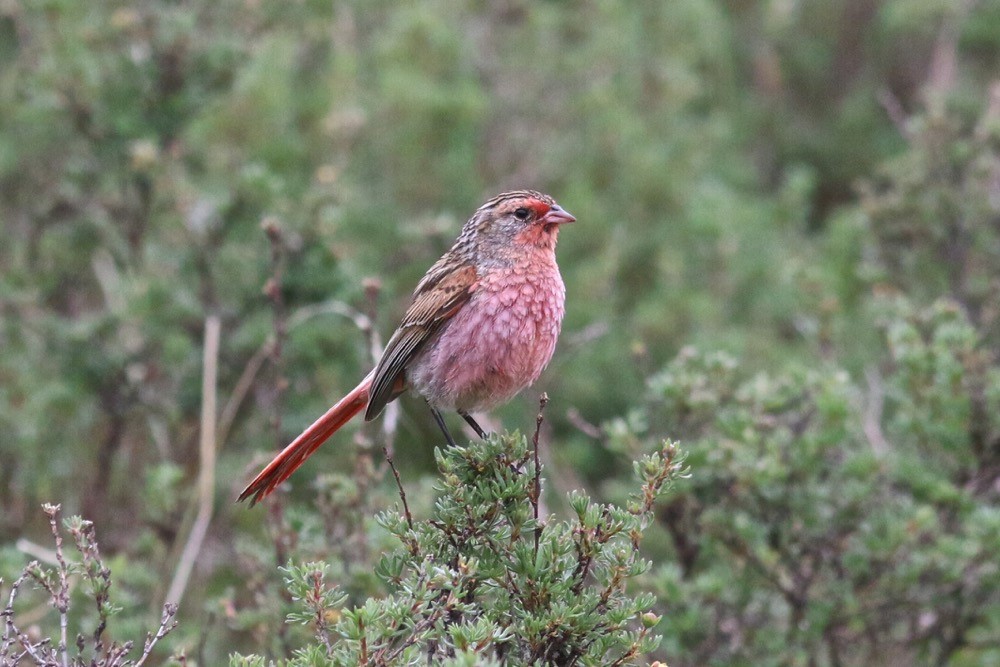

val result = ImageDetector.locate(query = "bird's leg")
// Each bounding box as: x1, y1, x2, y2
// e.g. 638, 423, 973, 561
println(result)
459, 411, 488, 440
429, 405, 458, 448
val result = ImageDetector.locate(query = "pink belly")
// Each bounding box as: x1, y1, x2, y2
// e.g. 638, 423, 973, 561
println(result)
406, 265, 565, 412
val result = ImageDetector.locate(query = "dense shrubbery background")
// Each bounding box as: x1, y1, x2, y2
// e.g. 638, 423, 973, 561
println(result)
2, 0, 999, 664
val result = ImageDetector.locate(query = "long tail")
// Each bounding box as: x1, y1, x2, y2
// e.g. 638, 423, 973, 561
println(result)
239, 371, 374, 506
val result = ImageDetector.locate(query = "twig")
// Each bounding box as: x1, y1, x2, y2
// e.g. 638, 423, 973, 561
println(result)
219, 299, 380, 461
216, 342, 270, 449
359, 615, 368, 666
565, 406, 603, 440
370, 590, 453, 665
262, 216, 288, 451
361, 277, 383, 364
876, 88, 912, 141
41, 504, 69, 667
14, 538, 59, 566
2, 572, 31, 658
383, 447, 413, 532
14, 630, 50, 666
923, 10, 960, 110
69, 519, 113, 652
289, 299, 372, 332
133, 604, 179, 667
361, 278, 399, 453
531, 393, 549, 558
165, 313, 221, 608
218, 298, 373, 453
564, 320, 610, 349
862, 366, 890, 458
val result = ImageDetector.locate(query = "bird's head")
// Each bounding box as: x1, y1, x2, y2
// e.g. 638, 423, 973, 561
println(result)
462, 190, 575, 255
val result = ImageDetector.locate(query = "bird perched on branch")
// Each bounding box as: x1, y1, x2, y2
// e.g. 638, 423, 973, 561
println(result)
239, 190, 574, 505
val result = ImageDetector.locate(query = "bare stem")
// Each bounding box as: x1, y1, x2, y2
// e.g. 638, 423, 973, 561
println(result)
41, 504, 69, 667
359, 615, 368, 666
876, 88, 912, 141
219, 298, 376, 453
262, 216, 288, 451
165, 313, 221, 608
532, 393, 548, 559
361, 279, 400, 452
216, 342, 270, 449
383, 447, 414, 534
2, 572, 31, 658
133, 604, 179, 667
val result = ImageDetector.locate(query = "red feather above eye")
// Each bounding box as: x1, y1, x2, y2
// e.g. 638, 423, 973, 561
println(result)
525, 198, 552, 217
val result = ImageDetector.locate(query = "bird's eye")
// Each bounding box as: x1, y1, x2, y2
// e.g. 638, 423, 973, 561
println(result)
514, 207, 530, 220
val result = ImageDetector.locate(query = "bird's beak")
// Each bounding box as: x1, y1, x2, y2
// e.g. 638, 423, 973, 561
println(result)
542, 205, 576, 225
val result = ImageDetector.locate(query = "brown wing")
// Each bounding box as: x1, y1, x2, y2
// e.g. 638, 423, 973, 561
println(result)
365, 262, 478, 419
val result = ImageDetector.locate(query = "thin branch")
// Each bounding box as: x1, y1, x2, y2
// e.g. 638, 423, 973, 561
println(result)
359, 616, 368, 665
216, 342, 270, 449
361, 278, 400, 453
370, 591, 453, 665
262, 217, 288, 452
383, 447, 414, 532
218, 300, 370, 453
164, 313, 221, 608
922, 7, 964, 111
40, 504, 69, 667
565, 406, 604, 440
13, 538, 59, 566
2, 572, 31, 656
133, 604, 179, 667
289, 299, 372, 332
532, 393, 549, 559
218, 298, 378, 456
862, 366, 890, 458
877, 88, 912, 141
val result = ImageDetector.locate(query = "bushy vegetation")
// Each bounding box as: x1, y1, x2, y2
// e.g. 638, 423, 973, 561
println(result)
230, 432, 685, 666
1, 504, 177, 666
2, 0, 1000, 664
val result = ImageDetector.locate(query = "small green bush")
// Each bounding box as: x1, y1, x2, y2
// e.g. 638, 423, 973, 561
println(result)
231, 431, 686, 666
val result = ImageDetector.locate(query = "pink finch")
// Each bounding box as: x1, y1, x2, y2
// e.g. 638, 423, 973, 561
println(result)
239, 190, 574, 505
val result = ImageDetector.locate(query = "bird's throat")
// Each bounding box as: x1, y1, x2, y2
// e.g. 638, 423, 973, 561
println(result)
514, 223, 559, 250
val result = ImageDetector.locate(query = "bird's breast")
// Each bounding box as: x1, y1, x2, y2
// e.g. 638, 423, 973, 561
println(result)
407, 257, 565, 412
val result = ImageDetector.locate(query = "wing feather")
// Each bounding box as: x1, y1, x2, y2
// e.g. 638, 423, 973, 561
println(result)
365, 262, 478, 419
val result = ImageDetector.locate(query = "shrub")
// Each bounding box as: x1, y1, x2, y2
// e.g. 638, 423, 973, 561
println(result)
231, 427, 686, 666
1, 504, 178, 667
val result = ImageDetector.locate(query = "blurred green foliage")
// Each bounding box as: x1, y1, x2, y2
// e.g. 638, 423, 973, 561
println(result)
607, 301, 1000, 664
2, 0, 1000, 664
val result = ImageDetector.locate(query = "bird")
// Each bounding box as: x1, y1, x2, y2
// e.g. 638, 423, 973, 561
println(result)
239, 190, 575, 505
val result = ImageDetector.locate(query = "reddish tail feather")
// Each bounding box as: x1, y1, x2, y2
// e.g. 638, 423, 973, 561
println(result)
238, 372, 374, 506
